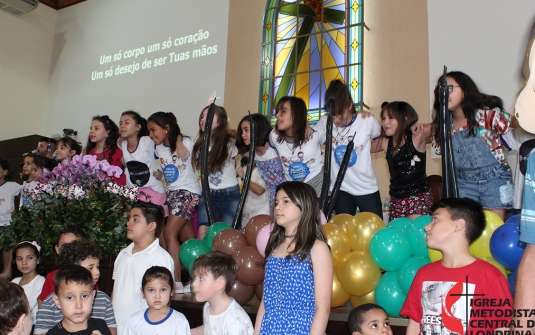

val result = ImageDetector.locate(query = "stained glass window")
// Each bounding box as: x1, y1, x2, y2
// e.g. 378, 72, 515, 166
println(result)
260, 0, 364, 124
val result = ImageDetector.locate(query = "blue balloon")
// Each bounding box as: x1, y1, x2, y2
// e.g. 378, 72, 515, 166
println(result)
504, 214, 520, 226
490, 221, 526, 271
508, 271, 517, 298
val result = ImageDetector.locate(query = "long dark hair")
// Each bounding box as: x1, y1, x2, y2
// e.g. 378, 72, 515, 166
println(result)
12, 242, 47, 278
380, 101, 419, 155
85, 115, 120, 162
236, 114, 272, 154
57, 137, 82, 156
324, 79, 355, 117
122, 110, 149, 137
264, 181, 326, 263
275, 96, 308, 149
147, 112, 183, 154
432, 71, 504, 147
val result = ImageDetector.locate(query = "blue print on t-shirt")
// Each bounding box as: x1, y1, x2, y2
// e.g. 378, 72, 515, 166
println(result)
163, 164, 179, 183
334, 145, 357, 167
288, 162, 310, 181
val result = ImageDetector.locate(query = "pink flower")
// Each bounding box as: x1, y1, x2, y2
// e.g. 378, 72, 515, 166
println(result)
82, 155, 97, 167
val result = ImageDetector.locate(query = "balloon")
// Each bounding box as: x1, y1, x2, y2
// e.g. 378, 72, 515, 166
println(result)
406, 215, 432, 257
508, 271, 517, 298
244, 215, 273, 248
375, 271, 407, 317
235, 246, 265, 286
470, 210, 504, 258
178, 239, 211, 273
319, 210, 327, 224
348, 212, 384, 252
255, 281, 264, 301
369, 229, 411, 271
323, 224, 351, 266
336, 251, 382, 296
350, 291, 376, 308
331, 272, 350, 307
329, 214, 354, 233
388, 217, 412, 234
203, 222, 231, 248
490, 220, 526, 271
398, 256, 431, 295
505, 214, 520, 226
480, 256, 508, 277
256, 223, 274, 257
212, 229, 249, 256
228, 279, 255, 305
428, 248, 443, 262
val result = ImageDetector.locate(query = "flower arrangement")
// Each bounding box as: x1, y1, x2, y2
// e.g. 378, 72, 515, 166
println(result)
0, 154, 138, 257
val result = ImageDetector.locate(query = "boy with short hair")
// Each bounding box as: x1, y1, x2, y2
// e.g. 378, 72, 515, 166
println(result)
47, 265, 111, 335
35, 240, 116, 335
112, 201, 174, 334
401, 198, 513, 335
347, 303, 393, 335
190, 251, 253, 335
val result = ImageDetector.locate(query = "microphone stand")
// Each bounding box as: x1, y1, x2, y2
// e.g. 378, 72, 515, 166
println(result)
6, 163, 23, 181
320, 102, 333, 214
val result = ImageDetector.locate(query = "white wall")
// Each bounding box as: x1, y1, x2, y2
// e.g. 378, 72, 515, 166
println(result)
0, 4, 57, 141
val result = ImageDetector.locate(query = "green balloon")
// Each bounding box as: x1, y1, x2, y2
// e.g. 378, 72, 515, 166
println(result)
375, 271, 407, 317
397, 256, 431, 295
388, 217, 412, 234
406, 215, 432, 257
179, 239, 211, 273
370, 229, 411, 271
203, 222, 232, 248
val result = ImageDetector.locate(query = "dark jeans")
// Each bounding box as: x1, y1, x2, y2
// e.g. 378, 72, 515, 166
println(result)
332, 190, 383, 218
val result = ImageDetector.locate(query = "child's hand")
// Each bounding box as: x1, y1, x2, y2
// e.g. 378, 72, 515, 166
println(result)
359, 110, 372, 118
153, 170, 163, 180
91, 331, 103, 335
304, 124, 313, 141
411, 123, 424, 136
236, 165, 245, 178
117, 137, 124, 146
176, 141, 190, 161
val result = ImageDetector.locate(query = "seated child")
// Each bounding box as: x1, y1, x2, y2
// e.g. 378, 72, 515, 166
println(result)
0, 280, 32, 335
47, 265, 111, 335
401, 198, 513, 335
35, 240, 116, 335
190, 251, 253, 335
347, 303, 393, 335
38, 226, 87, 307
112, 201, 174, 334
124, 266, 190, 335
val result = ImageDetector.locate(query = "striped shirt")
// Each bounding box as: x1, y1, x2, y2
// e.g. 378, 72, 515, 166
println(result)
520, 149, 535, 244
34, 290, 116, 334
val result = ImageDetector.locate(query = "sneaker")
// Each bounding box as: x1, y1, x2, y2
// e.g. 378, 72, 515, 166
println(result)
183, 282, 191, 294
175, 282, 184, 294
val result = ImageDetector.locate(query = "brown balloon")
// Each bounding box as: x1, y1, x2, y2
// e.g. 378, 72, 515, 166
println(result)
228, 279, 255, 305
212, 229, 249, 257
235, 246, 265, 286
244, 215, 273, 248
255, 281, 264, 301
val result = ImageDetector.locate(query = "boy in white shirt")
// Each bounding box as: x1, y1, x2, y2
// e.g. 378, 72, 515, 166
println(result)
112, 201, 174, 334
190, 252, 254, 335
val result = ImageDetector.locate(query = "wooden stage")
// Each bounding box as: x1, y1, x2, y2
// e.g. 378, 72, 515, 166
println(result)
171, 292, 409, 335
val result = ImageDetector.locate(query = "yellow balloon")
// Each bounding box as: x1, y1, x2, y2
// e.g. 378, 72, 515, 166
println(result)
331, 272, 351, 307
428, 248, 443, 262
480, 256, 508, 277
348, 212, 384, 252
329, 214, 354, 233
350, 291, 376, 308
323, 224, 351, 267
336, 251, 382, 296
470, 210, 504, 258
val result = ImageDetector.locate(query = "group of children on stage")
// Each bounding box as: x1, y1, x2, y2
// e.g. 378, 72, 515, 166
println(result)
0, 71, 526, 335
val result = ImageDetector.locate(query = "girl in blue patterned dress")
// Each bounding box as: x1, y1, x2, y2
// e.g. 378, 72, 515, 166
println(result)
254, 181, 333, 335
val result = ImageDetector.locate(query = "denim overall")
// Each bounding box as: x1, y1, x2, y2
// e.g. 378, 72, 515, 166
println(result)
452, 128, 513, 208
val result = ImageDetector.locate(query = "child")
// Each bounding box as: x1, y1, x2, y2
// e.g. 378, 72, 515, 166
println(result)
54, 137, 81, 163
11, 241, 46, 328
191, 105, 240, 238
19, 155, 53, 209
270, 97, 324, 197
112, 201, 174, 334
0, 280, 32, 335
347, 303, 392, 335
35, 240, 116, 335
147, 112, 200, 292
85, 115, 126, 185
235, 156, 270, 229
120, 111, 167, 213
236, 113, 285, 214
370, 101, 432, 221
38, 225, 86, 307
316, 79, 382, 217
401, 197, 513, 335
0, 158, 23, 280
19, 155, 35, 207
124, 266, 190, 335
190, 251, 253, 335
429, 71, 513, 221
48, 265, 111, 335
254, 181, 332, 335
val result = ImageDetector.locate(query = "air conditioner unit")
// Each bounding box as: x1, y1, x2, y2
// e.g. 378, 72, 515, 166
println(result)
0, 0, 38, 15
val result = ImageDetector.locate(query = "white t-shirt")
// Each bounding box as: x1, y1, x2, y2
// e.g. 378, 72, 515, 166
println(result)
123, 308, 191, 335
241, 168, 270, 229
19, 180, 36, 208
121, 136, 164, 194
155, 137, 201, 194
0, 181, 22, 226
112, 238, 175, 335
203, 298, 254, 335
268, 129, 324, 183
316, 114, 381, 196
12, 275, 45, 325
201, 141, 239, 190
